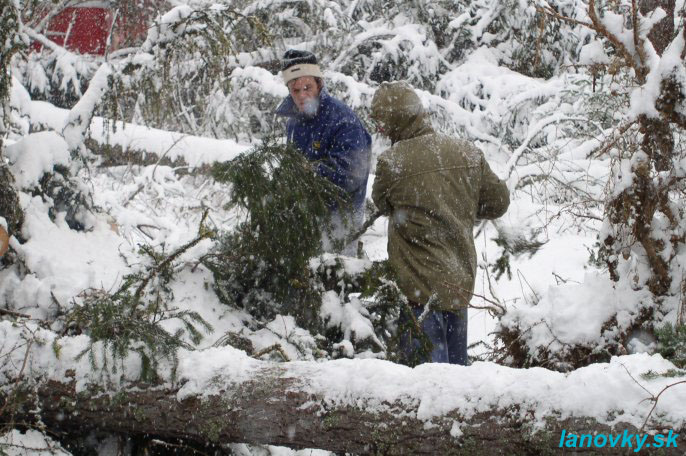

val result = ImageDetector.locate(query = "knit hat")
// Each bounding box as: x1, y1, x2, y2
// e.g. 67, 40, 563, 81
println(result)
281, 49, 323, 84
371, 81, 424, 120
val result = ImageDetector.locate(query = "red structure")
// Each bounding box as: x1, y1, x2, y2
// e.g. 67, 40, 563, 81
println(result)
43, 6, 115, 55
33, 1, 161, 56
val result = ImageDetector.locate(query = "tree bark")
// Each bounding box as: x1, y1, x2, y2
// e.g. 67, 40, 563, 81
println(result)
0, 166, 24, 244
2, 375, 682, 455
639, 0, 675, 56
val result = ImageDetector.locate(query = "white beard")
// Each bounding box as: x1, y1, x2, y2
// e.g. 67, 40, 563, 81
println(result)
302, 98, 319, 117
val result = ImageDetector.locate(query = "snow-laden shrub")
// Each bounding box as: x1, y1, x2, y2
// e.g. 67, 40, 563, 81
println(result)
495, 272, 658, 371
440, 0, 590, 77
656, 323, 686, 369
239, 0, 354, 44
13, 48, 100, 109
105, 3, 270, 137
4, 130, 94, 231
330, 20, 447, 91
206, 66, 287, 142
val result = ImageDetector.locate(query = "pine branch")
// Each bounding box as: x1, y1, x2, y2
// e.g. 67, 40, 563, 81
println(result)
129, 210, 214, 316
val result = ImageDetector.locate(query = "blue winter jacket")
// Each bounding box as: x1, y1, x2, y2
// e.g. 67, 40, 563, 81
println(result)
275, 90, 372, 212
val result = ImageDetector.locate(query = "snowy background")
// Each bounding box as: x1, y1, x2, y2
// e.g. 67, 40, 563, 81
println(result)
2, 0, 686, 454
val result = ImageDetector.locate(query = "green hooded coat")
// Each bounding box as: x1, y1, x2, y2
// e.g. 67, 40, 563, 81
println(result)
371, 82, 510, 311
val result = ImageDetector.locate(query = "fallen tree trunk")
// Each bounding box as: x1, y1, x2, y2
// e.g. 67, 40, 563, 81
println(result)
2, 324, 685, 454
5, 369, 684, 455
85, 138, 194, 171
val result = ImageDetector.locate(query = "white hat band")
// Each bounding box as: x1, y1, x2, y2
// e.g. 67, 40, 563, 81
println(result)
282, 63, 323, 84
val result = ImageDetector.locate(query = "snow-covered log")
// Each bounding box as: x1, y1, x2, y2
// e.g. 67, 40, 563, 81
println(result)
11, 380, 670, 454
9, 369, 685, 454
3, 326, 686, 454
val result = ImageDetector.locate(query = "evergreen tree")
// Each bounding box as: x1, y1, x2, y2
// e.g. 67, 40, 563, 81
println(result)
207, 140, 343, 322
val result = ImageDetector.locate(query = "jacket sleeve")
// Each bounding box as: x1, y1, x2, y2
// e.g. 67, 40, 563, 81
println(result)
477, 156, 510, 219
317, 119, 371, 194
371, 154, 392, 215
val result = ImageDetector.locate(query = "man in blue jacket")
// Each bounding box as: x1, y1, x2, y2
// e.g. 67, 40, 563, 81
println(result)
275, 50, 372, 255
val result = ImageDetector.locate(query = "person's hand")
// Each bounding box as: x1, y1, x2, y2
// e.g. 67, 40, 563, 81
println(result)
0, 226, 9, 257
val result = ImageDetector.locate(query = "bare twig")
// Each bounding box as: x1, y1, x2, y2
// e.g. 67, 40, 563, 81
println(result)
536, 5, 592, 28
517, 270, 540, 305
124, 184, 145, 207
640, 380, 686, 431
136, 224, 161, 240
49, 292, 64, 313
484, 261, 505, 311
152, 135, 188, 181
589, 120, 638, 158
619, 363, 654, 398
473, 219, 489, 240
443, 281, 506, 316
551, 272, 580, 285
0, 309, 31, 319
619, 362, 686, 432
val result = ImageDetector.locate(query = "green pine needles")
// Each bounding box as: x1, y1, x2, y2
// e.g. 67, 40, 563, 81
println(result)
207, 140, 347, 322
63, 215, 214, 382
656, 323, 686, 368
212, 140, 347, 273
68, 288, 209, 383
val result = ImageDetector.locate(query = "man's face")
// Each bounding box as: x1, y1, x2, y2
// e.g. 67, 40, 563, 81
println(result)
288, 76, 321, 115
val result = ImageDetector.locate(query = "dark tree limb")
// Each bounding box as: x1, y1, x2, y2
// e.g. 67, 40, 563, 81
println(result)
638, 0, 676, 57
4, 370, 685, 455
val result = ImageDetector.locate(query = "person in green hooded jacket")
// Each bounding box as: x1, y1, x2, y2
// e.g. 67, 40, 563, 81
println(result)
371, 81, 510, 365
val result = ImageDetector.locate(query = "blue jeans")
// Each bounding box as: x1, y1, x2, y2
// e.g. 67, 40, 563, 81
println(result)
399, 305, 468, 365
